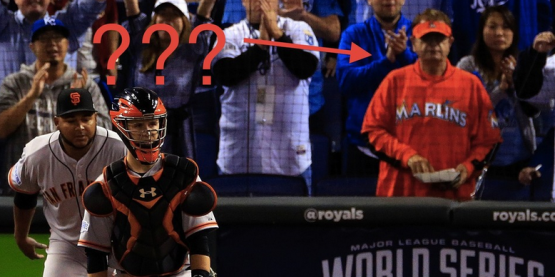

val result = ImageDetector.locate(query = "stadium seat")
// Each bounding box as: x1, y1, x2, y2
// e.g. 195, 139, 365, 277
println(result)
310, 134, 330, 185
313, 176, 378, 196
205, 174, 308, 197
195, 132, 219, 179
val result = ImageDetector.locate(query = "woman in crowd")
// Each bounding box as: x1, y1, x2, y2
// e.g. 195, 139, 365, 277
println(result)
457, 5, 536, 183
121, 0, 215, 159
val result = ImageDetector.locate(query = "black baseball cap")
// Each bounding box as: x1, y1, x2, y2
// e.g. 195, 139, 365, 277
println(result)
56, 88, 97, 117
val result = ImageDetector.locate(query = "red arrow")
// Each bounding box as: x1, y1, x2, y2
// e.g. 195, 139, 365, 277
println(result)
244, 38, 371, 63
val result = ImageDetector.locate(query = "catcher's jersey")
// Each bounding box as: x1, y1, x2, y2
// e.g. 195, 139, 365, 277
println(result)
8, 127, 127, 242
77, 158, 218, 269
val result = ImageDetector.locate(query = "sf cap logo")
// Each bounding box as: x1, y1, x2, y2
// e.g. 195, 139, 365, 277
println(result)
70, 92, 81, 106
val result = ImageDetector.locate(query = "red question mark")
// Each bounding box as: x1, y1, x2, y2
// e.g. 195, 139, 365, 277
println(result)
189, 24, 226, 85
93, 24, 130, 86
143, 24, 179, 85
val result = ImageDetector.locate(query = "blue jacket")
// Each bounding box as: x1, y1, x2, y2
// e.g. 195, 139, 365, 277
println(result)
336, 15, 417, 147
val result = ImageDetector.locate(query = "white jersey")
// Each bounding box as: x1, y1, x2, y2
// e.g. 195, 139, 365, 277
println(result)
77, 157, 218, 272
213, 17, 318, 176
8, 127, 127, 243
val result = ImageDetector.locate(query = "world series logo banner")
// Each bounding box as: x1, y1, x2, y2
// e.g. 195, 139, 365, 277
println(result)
216, 226, 554, 277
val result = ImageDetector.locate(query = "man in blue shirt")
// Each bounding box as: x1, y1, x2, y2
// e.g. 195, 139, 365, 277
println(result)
336, 0, 417, 177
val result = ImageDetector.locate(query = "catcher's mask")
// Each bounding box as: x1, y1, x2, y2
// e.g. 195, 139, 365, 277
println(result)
110, 87, 167, 164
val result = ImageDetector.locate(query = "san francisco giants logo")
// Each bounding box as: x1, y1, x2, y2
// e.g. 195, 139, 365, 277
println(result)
139, 187, 157, 198
70, 92, 80, 106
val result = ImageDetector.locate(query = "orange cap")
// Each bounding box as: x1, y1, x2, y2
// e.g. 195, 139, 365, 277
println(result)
412, 21, 452, 38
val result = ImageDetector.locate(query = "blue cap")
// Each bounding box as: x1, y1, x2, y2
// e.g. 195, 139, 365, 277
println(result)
31, 18, 70, 42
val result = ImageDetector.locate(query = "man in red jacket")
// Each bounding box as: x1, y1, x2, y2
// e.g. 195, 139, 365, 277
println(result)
362, 9, 502, 201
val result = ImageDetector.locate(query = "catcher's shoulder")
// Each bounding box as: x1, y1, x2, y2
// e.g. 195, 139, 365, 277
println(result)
83, 180, 113, 216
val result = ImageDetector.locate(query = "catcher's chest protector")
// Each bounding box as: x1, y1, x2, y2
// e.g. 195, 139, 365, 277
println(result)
106, 154, 198, 277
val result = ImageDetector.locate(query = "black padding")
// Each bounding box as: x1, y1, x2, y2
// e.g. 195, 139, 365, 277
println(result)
84, 248, 108, 273
165, 154, 179, 169
182, 182, 217, 216
179, 157, 199, 186
83, 182, 113, 215
186, 229, 211, 256
14, 192, 38, 210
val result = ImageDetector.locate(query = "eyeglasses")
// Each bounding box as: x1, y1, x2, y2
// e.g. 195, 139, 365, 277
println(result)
35, 35, 66, 44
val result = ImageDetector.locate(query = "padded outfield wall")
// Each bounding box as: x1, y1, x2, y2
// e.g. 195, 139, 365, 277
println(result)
1, 196, 555, 276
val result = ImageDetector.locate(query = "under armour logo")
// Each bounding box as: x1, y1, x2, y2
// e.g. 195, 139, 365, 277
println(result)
70, 92, 81, 105
139, 187, 157, 198
429, 23, 436, 28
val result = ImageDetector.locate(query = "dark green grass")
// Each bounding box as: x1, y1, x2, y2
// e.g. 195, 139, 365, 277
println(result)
0, 233, 49, 277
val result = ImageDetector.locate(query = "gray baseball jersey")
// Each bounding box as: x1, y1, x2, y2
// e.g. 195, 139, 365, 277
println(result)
8, 127, 127, 243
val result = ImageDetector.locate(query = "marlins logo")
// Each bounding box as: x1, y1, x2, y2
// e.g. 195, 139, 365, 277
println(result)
70, 92, 81, 105
396, 100, 467, 127
396, 101, 422, 122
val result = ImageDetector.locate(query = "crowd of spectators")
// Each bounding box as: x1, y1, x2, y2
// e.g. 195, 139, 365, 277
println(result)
1, 0, 554, 201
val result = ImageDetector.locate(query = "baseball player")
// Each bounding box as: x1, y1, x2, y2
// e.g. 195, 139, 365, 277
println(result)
8, 88, 127, 276
77, 87, 218, 277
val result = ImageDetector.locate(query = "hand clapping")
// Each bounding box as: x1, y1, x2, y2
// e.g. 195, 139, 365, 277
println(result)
259, 0, 283, 40
499, 55, 516, 90
385, 26, 408, 62
533, 31, 555, 53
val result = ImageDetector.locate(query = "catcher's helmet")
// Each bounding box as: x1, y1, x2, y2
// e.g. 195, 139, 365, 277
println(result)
110, 87, 167, 164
